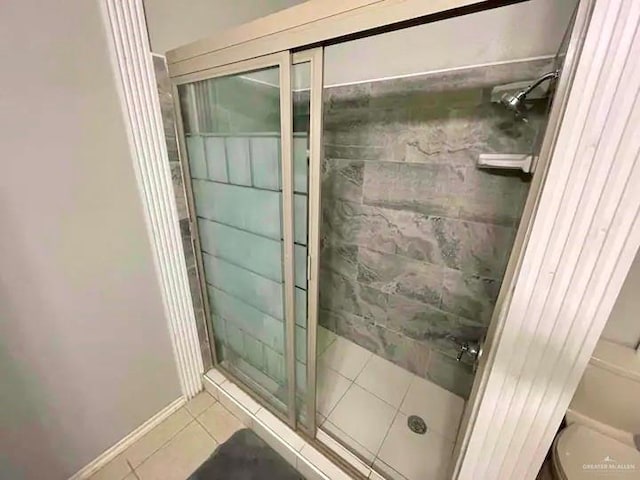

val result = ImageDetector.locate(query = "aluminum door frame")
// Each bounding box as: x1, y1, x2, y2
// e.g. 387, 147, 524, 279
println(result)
172, 51, 298, 427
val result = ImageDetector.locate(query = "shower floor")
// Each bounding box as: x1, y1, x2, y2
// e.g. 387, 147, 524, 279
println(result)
316, 327, 465, 480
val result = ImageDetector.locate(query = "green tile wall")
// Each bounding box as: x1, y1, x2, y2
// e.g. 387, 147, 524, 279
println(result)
189, 132, 309, 402
199, 219, 282, 282
193, 180, 281, 239
208, 286, 284, 353
203, 253, 284, 320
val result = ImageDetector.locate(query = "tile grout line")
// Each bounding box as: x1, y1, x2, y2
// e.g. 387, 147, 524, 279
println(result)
353, 358, 415, 410
316, 330, 337, 356
321, 417, 377, 466
396, 374, 417, 418
394, 372, 466, 442
375, 374, 415, 459
353, 351, 374, 384
129, 418, 197, 472
373, 409, 400, 461
217, 396, 248, 424
327, 337, 374, 381
333, 339, 413, 410
125, 460, 140, 480
185, 392, 219, 419
192, 413, 221, 444
318, 351, 397, 466
325, 195, 519, 230
322, 351, 408, 412
370, 370, 415, 470
372, 457, 410, 480
321, 374, 354, 423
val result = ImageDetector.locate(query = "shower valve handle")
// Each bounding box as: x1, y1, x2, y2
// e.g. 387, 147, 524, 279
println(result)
456, 340, 482, 363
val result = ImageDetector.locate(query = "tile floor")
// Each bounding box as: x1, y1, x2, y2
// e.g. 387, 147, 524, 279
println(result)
316, 327, 466, 480
90, 329, 464, 480
88, 391, 243, 480
204, 368, 354, 480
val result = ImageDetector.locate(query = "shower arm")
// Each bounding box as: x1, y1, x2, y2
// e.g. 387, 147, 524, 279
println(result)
520, 70, 560, 98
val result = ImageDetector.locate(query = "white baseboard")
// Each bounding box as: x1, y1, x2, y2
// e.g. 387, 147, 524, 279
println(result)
69, 396, 185, 480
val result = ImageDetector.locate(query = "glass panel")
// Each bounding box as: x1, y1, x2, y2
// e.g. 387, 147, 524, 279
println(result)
315, 4, 579, 477
292, 61, 311, 428
530, 6, 578, 159
178, 66, 291, 415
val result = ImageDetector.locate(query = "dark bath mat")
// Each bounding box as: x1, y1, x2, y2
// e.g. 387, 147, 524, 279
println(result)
188, 428, 305, 480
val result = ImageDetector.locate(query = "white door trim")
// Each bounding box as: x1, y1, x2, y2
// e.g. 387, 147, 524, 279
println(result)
100, 0, 203, 398
454, 0, 640, 478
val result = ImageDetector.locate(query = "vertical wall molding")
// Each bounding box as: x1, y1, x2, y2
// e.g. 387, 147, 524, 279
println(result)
455, 0, 640, 478
100, 0, 203, 398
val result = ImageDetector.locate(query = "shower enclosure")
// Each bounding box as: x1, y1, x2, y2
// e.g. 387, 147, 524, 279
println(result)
166, 2, 583, 478
175, 50, 323, 433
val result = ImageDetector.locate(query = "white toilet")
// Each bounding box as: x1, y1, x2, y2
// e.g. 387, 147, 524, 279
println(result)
551, 339, 640, 479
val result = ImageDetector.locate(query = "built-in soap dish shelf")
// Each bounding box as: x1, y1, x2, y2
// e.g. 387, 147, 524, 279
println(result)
477, 153, 535, 173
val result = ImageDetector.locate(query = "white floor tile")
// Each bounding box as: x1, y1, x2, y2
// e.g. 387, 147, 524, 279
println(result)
197, 402, 244, 443
317, 427, 372, 476
185, 391, 216, 417
327, 383, 396, 455
252, 418, 300, 468
355, 355, 414, 408
321, 420, 376, 465
372, 458, 409, 480
124, 407, 192, 467
220, 381, 261, 413
299, 445, 351, 480
218, 381, 261, 424
203, 377, 220, 400
317, 326, 337, 355
319, 336, 372, 380
87, 453, 131, 480
136, 422, 217, 480
206, 369, 227, 385
317, 412, 326, 426
296, 455, 329, 480
377, 413, 455, 480
368, 466, 392, 480
316, 366, 351, 417
400, 376, 464, 441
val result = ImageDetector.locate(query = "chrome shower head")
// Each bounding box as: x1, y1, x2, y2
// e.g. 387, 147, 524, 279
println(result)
500, 90, 528, 114
500, 70, 560, 120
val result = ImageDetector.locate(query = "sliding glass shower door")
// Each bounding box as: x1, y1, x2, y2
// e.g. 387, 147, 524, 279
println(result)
177, 54, 296, 421
174, 50, 322, 430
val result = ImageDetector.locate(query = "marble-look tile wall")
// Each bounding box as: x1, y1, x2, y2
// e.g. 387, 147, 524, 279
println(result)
153, 55, 213, 370
319, 58, 552, 398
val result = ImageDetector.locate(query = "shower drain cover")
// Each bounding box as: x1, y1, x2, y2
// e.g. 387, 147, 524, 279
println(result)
407, 415, 427, 435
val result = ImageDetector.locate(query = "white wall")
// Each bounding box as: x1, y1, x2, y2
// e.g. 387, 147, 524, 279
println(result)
144, 0, 578, 86
601, 250, 640, 349
324, 0, 579, 85
0, 1, 181, 479
143, 0, 306, 54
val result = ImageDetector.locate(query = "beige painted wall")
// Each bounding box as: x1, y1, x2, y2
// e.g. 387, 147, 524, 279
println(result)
0, 1, 181, 479
143, 0, 305, 53
601, 250, 640, 349
144, 0, 577, 85
324, 0, 579, 85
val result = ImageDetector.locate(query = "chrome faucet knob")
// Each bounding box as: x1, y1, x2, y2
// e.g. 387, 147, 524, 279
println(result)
456, 340, 482, 363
